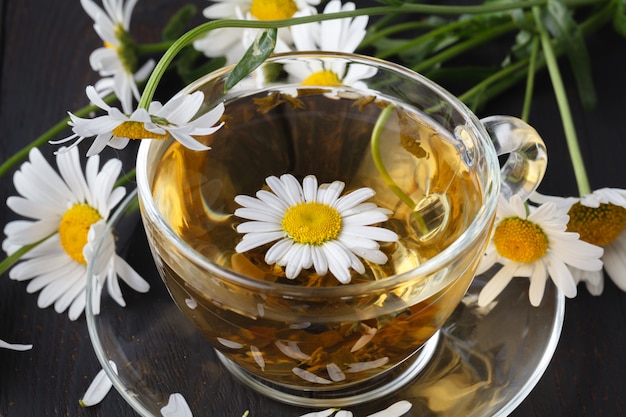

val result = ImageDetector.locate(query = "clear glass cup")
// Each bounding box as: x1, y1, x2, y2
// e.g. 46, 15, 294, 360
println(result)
135, 52, 547, 407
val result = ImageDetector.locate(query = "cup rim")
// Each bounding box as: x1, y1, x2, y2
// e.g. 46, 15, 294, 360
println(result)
136, 51, 500, 297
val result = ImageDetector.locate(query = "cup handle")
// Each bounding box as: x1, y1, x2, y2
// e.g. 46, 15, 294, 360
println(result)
480, 115, 548, 201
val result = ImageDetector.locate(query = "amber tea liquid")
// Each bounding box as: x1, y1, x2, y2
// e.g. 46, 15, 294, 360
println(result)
148, 89, 485, 390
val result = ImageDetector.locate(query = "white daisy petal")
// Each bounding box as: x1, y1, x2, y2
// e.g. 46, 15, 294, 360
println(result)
311, 245, 329, 276
338, 234, 380, 250
342, 225, 398, 243
478, 263, 518, 307
334, 187, 376, 212
237, 221, 283, 233
350, 247, 388, 265
320, 181, 345, 205
234, 207, 282, 223
265, 238, 294, 264
302, 175, 318, 202
235, 231, 285, 252
0, 339, 33, 351
160, 393, 193, 417
603, 232, 626, 291
342, 210, 391, 226
114, 255, 151, 293
54, 277, 87, 315
545, 253, 577, 299
255, 189, 290, 212
528, 262, 548, 306
79, 361, 118, 407
3, 219, 59, 245
321, 242, 352, 284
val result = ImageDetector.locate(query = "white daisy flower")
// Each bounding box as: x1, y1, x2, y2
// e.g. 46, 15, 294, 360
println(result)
81, 0, 155, 113
234, 174, 398, 284
192, 0, 320, 65
54, 86, 225, 156
530, 188, 626, 295
291, 1, 368, 54
2, 146, 149, 320
477, 194, 604, 307
283, 1, 375, 89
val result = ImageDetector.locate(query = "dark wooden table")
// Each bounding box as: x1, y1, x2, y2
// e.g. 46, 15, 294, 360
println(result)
1, 1, 625, 416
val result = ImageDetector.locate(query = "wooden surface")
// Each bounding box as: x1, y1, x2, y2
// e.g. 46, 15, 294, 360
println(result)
1, 1, 625, 416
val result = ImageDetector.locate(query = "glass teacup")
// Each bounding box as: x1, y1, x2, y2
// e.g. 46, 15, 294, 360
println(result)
136, 52, 547, 407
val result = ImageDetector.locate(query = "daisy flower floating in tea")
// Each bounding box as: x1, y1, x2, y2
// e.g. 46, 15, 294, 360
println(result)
234, 174, 398, 284
2, 146, 149, 320
477, 194, 604, 307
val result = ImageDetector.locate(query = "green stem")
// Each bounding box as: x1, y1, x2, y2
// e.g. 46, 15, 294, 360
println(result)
532, 6, 591, 196
370, 106, 430, 235
459, 1, 613, 110
370, 106, 415, 209
412, 20, 517, 73
361, 20, 446, 49
138, 1, 549, 108
115, 167, 136, 188
369, 105, 415, 208
375, 18, 472, 60
0, 94, 116, 179
521, 37, 540, 121
458, 59, 529, 107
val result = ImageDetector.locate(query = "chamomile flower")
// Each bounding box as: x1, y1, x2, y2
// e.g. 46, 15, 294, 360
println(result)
284, 1, 375, 89
193, 0, 320, 65
477, 194, 604, 307
55, 86, 225, 156
234, 174, 398, 284
2, 146, 149, 320
291, 1, 368, 54
81, 0, 155, 113
530, 188, 626, 295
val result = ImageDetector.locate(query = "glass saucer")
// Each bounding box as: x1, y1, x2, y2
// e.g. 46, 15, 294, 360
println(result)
86, 190, 565, 417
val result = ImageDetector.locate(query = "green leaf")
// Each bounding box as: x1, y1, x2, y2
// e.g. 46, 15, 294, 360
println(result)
540, 0, 597, 110
224, 28, 277, 91
614, 0, 626, 38
162, 5, 198, 42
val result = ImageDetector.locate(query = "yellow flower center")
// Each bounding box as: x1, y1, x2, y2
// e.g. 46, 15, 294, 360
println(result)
281, 202, 342, 245
59, 204, 103, 265
567, 202, 626, 247
112, 121, 168, 140
250, 0, 298, 20
493, 217, 549, 263
301, 70, 343, 87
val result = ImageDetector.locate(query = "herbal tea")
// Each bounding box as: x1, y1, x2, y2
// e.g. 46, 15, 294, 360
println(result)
148, 89, 485, 389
